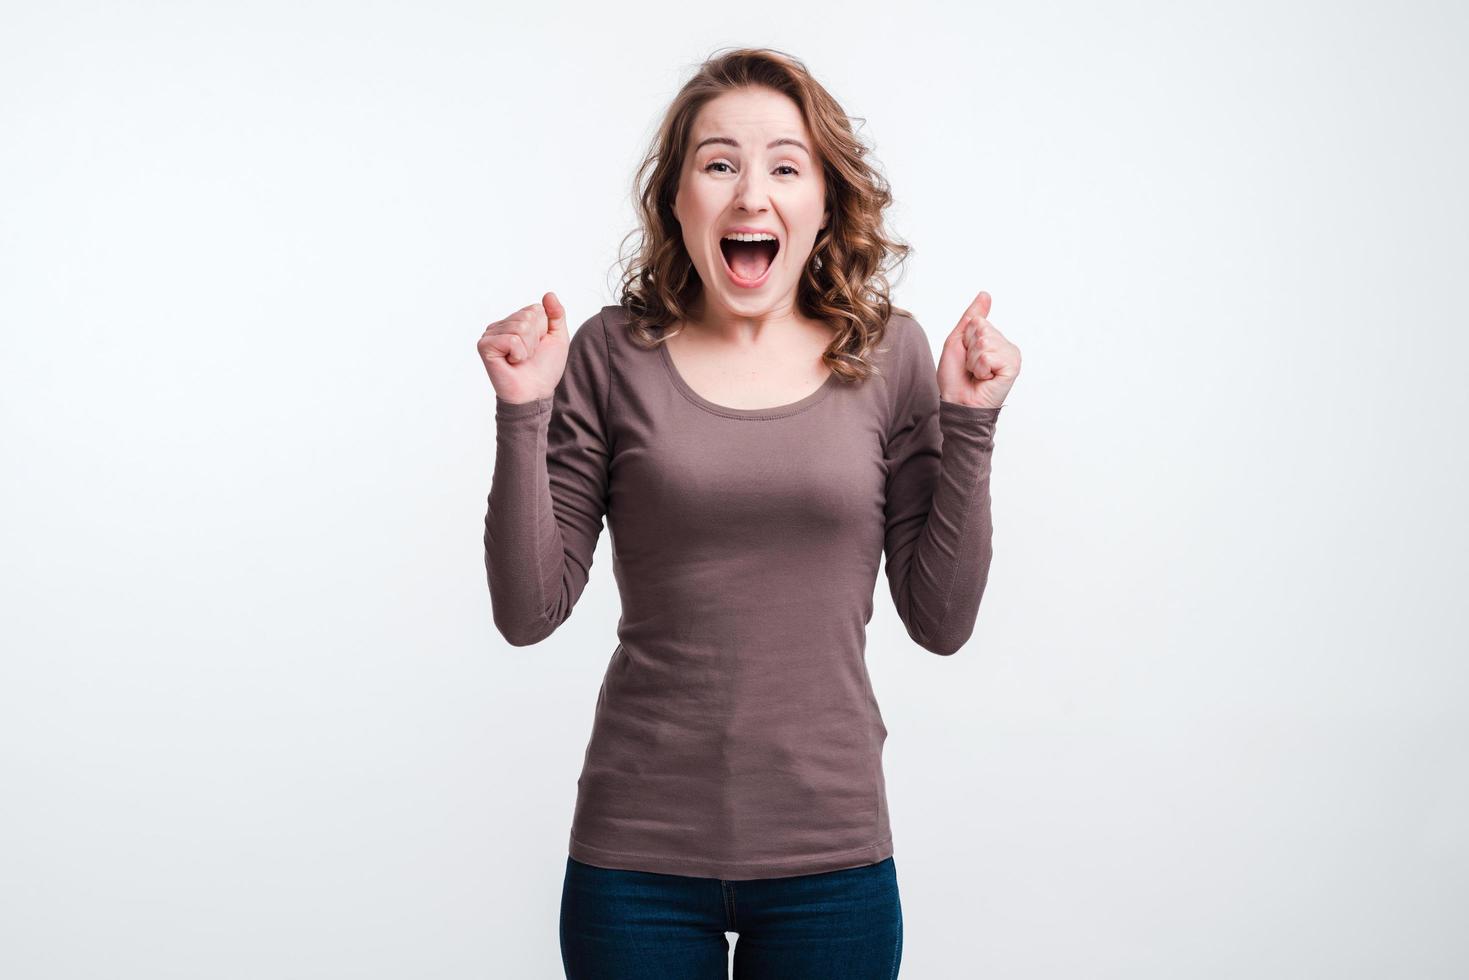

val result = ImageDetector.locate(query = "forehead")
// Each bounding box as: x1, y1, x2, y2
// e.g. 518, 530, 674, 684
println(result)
689, 88, 812, 149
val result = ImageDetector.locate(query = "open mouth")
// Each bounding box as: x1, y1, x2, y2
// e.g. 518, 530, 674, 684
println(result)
718, 237, 781, 287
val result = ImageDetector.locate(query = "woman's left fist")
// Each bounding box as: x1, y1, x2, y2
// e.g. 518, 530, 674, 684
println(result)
936, 290, 1022, 410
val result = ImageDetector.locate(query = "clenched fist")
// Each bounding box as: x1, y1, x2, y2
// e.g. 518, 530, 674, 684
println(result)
936, 290, 1022, 410
477, 290, 571, 405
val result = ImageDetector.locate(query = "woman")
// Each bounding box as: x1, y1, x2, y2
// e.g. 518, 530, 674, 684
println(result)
478, 47, 1021, 979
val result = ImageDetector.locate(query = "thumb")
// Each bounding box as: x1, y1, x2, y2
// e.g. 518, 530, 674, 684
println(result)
543, 291, 568, 336
977, 290, 992, 319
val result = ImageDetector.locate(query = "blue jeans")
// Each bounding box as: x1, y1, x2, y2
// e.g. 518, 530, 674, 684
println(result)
559, 854, 903, 979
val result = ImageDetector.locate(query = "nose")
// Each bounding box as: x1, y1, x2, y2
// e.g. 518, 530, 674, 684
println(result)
732, 169, 771, 214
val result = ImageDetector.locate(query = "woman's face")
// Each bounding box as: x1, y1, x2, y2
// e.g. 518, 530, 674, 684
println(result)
672, 86, 828, 318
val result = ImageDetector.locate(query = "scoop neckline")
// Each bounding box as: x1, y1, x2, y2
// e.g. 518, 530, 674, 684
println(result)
657, 338, 839, 420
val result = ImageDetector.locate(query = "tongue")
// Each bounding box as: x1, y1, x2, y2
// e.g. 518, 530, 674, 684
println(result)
725, 240, 777, 281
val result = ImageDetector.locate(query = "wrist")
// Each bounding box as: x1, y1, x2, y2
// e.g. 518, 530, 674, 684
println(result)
939, 395, 1003, 411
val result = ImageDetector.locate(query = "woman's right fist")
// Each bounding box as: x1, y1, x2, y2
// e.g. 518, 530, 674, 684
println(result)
477, 291, 570, 405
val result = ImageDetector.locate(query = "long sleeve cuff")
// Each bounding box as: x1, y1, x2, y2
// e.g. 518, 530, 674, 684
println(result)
938, 401, 1002, 453
495, 394, 554, 421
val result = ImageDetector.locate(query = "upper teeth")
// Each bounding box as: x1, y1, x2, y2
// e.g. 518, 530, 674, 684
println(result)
722, 232, 778, 243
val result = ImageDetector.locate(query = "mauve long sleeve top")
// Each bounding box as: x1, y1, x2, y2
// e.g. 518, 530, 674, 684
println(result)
484, 302, 1002, 880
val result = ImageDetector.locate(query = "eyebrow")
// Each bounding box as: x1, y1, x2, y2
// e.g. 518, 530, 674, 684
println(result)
693, 136, 811, 155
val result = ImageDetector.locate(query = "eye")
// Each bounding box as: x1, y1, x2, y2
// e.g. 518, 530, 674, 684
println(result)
703, 162, 802, 176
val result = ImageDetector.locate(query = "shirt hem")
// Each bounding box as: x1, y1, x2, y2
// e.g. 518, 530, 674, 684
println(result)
567, 832, 895, 881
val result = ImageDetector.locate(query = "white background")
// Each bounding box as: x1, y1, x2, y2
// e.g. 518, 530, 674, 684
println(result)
3, 2, 1466, 977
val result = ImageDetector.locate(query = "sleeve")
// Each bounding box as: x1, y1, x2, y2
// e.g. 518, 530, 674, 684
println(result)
881, 315, 1003, 656
483, 309, 613, 646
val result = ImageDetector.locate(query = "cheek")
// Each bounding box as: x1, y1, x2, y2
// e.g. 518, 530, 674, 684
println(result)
785, 196, 825, 234
677, 193, 713, 235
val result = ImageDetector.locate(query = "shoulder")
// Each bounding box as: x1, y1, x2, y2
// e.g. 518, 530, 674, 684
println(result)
878, 309, 939, 427
596, 303, 634, 341
892, 309, 931, 353
876, 309, 933, 379
570, 303, 654, 360
559, 307, 615, 406
561, 306, 617, 368
570, 306, 609, 344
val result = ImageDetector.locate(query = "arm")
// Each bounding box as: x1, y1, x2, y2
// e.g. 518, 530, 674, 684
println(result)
882, 316, 1003, 656
484, 310, 613, 646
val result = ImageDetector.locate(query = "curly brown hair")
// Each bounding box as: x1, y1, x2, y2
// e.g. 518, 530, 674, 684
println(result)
610, 46, 914, 383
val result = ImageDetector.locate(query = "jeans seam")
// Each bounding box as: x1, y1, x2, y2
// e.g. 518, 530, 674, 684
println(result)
721, 881, 738, 932
890, 902, 902, 979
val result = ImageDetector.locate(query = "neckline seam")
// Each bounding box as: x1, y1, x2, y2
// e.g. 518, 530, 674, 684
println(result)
657, 340, 836, 421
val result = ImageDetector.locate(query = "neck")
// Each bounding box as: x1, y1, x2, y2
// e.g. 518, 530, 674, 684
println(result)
686, 292, 811, 346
